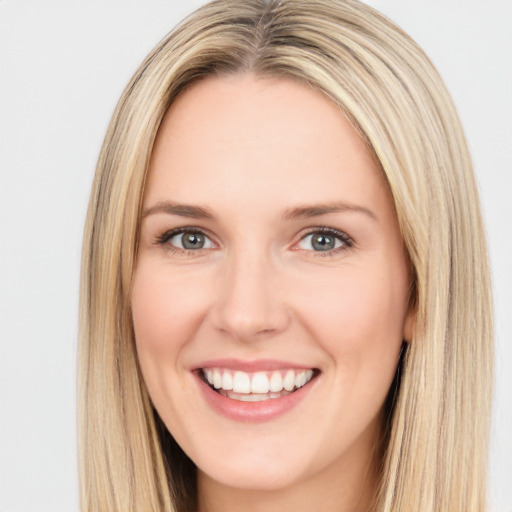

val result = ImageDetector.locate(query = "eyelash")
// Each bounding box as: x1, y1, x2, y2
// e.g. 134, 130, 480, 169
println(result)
296, 227, 354, 257
155, 228, 215, 257
154, 226, 354, 257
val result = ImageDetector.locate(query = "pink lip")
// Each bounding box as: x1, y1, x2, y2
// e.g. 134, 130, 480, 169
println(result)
192, 358, 315, 372
193, 367, 318, 423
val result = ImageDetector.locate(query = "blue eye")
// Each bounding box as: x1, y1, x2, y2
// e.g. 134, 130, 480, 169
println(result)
298, 229, 352, 252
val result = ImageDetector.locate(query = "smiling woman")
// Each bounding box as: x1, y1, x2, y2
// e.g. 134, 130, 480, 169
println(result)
78, 1, 493, 511
132, 74, 413, 509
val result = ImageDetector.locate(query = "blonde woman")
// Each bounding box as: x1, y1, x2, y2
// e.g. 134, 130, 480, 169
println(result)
79, 0, 493, 510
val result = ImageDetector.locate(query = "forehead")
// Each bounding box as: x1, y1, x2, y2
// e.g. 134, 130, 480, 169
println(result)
145, 73, 391, 218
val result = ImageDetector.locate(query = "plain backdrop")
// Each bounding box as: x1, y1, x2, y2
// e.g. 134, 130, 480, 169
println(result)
0, 1, 510, 511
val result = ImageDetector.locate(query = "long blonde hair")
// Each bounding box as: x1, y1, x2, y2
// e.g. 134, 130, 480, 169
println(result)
78, 0, 493, 510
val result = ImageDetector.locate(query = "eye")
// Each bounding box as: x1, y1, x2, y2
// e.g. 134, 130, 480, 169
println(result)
157, 229, 215, 251
297, 228, 352, 253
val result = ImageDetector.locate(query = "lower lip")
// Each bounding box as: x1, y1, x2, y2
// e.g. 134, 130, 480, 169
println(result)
194, 372, 317, 422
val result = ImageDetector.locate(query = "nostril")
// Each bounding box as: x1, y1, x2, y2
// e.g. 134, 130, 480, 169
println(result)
212, 302, 292, 342
209, 266, 291, 340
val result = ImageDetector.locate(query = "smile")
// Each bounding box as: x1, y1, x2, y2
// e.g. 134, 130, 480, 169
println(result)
201, 368, 317, 402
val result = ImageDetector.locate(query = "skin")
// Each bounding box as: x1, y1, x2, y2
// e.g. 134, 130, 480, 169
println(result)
132, 73, 413, 512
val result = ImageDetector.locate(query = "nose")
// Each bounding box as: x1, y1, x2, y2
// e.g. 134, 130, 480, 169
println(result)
211, 249, 290, 342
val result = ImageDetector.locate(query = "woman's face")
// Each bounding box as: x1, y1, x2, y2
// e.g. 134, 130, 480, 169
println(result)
132, 73, 412, 497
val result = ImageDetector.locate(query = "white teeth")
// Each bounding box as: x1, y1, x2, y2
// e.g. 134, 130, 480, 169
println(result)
283, 370, 295, 391
213, 369, 222, 389
295, 371, 307, 388
233, 371, 251, 394
202, 367, 316, 397
222, 371, 233, 390
269, 371, 284, 392
235, 393, 271, 402
251, 372, 270, 394
220, 390, 292, 401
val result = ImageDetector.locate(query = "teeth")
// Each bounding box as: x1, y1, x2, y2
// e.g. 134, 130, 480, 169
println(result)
251, 372, 270, 393
233, 392, 275, 402
220, 389, 292, 402
222, 371, 233, 390
283, 370, 295, 391
233, 371, 251, 394
202, 367, 316, 396
295, 371, 306, 388
213, 369, 222, 389
269, 371, 283, 392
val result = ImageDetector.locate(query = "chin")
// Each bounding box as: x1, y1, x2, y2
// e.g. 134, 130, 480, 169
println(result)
198, 457, 306, 492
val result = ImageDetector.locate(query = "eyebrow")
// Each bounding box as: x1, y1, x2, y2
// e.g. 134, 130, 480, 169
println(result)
141, 200, 377, 222
282, 202, 378, 222
141, 201, 214, 219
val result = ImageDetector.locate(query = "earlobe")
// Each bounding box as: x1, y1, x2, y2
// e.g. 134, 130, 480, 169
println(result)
403, 310, 415, 343
403, 271, 416, 343
402, 286, 416, 343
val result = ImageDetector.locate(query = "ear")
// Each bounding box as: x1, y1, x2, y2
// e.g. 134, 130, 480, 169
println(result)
403, 307, 415, 343
403, 283, 417, 342
403, 275, 416, 342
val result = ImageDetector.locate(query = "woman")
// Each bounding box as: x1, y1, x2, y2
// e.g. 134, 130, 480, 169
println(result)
78, 0, 493, 511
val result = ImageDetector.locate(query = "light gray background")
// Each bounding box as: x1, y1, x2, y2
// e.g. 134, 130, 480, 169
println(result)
0, 1, 510, 511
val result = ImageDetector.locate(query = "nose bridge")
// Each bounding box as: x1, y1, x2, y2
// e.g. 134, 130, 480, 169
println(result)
212, 242, 289, 340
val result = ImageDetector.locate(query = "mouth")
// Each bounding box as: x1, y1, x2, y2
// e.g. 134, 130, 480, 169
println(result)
199, 367, 320, 402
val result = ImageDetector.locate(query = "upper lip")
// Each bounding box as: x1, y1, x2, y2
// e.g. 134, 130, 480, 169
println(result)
192, 358, 317, 373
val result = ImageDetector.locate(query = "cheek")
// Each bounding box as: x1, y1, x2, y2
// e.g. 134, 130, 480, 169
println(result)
131, 264, 207, 357
130, 262, 213, 432
296, 261, 408, 376
130, 263, 214, 418
309, 277, 403, 334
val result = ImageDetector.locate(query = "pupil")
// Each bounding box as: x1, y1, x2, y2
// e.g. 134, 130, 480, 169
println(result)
182, 232, 204, 249
312, 234, 334, 251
